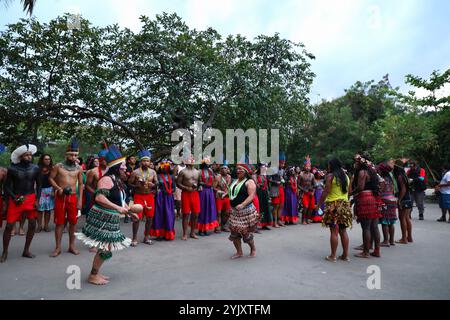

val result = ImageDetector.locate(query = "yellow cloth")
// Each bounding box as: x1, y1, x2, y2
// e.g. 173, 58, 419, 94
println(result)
326, 176, 350, 203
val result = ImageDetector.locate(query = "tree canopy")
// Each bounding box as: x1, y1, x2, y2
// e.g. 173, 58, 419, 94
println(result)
0, 13, 315, 159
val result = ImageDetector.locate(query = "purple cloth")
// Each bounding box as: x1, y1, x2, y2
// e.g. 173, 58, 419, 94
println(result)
282, 186, 299, 221
198, 186, 218, 231
314, 188, 325, 210
311, 187, 324, 221
151, 191, 175, 240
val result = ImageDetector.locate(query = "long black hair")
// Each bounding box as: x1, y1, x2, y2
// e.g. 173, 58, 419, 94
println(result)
352, 156, 380, 194
105, 163, 125, 190
38, 154, 53, 170
393, 160, 409, 191
328, 158, 348, 194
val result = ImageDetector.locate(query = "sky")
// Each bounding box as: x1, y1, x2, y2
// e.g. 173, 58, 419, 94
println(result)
1, 0, 449, 101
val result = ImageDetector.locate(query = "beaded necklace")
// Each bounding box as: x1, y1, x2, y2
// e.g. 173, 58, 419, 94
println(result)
201, 168, 213, 186
160, 173, 173, 194
229, 178, 247, 201
290, 176, 297, 193
257, 175, 267, 190
140, 167, 151, 181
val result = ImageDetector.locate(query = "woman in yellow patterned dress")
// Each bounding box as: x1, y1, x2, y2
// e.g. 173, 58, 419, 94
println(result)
315, 158, 352, 262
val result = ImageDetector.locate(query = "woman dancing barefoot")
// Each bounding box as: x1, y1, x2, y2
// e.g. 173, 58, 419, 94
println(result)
76, 146, 140, 285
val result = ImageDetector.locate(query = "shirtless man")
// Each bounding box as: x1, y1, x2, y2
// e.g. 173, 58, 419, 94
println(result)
128, 150, 157, 246
213, 163, 232, 232
299, 162, 315, 225
177, 155, 201, 240
49, 138, 84, 257
1, 145, 41, 262
0, 166, 7, 229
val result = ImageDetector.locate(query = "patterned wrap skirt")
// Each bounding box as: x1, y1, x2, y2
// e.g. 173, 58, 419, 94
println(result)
229, 203, 260, 241
354, 191, 383, 222
38, 187, 55, 211
76, 204, 131, 251
322, 199, 353, 228
380, 193, 397, 225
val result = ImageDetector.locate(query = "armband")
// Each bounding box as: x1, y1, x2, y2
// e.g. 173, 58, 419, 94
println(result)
95, 189, 110, 197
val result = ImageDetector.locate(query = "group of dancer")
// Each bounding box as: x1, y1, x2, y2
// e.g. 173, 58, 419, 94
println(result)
318, 155, 422, 262
1, 139, 448, 285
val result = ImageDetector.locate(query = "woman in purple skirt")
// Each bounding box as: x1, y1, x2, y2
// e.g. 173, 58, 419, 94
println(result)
150, 160, 176, 241
281, 167, 299, 225
197, 157, 219, 236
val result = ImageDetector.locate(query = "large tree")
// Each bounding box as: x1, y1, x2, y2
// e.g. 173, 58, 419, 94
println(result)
0, 13, 315, 160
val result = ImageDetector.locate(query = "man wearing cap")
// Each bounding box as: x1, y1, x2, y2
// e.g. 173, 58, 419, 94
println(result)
49, 138, 84, 257
128, 150, 157, 246
1, 144, 41, 263
213, 162, 232, 232
176, 155, 201, 240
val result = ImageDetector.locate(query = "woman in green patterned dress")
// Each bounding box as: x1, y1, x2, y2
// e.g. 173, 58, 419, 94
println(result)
76, 146, 140, 285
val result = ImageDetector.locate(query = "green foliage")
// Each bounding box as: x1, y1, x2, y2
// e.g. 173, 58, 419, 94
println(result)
0, 13, 315, 159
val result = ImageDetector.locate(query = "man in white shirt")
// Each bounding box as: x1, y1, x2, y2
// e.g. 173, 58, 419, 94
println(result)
436, 163, 450, 222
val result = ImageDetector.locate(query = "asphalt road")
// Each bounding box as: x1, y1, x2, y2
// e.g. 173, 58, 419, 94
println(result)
0, 202, 449, 300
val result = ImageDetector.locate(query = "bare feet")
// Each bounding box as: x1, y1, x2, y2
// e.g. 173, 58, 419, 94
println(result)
130, 240, 138, 247
273, 224, 280, 228
190, 234, 199, 240
380, 242, 390, 247
143, 238, 153, 245
249, 251, 256, 258
339, 255, 350, 262
354, 252, 370, 258
22, 252, 35, 259
354, 245, 372, 250
395, 239, 408, 244
68, 247, 80, 255
231, 253, 243, 259
0, 253, 8, 263
407, 238, 414, 243
181, 235, 187, 241
325, 255, 337, 262
370, 251, 380, 258
88, 274, 109, 285
19, 228, 25, 236
50, 248, 61, 257
99, 274, 110, 280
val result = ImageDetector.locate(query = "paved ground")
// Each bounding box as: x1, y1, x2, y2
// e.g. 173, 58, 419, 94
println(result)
0, 202, 449, 300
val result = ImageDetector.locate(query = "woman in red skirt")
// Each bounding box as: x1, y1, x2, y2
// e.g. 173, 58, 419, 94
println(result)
352, 154, 383, 258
